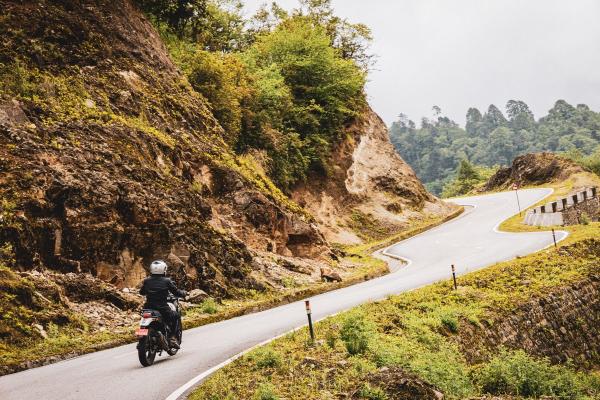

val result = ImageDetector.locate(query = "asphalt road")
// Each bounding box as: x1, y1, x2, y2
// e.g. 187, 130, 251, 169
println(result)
0, 188, 565, 400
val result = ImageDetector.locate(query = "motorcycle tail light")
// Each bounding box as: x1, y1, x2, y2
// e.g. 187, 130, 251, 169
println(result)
142, 312, 152, 318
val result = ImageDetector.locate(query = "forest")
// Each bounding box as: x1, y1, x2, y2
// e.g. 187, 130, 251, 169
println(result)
138, 0, 371, 191
389, 100, 600, 196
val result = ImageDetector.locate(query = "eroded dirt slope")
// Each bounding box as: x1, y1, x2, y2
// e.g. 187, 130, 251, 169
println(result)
292, 108, 455, 244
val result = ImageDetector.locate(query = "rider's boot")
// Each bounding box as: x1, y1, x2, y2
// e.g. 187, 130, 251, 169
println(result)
169, 336, 180, 349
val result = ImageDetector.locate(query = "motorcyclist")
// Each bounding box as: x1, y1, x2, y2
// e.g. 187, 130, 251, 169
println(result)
140, 260, 187, 348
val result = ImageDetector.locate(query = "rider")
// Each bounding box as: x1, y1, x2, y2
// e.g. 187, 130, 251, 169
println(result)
140, 260, 187, 348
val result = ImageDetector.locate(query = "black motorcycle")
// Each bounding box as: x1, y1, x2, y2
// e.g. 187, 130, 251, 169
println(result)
135, 295, 183, 366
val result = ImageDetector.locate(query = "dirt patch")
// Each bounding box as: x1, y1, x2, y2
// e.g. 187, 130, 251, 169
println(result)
352, 367, 444, 399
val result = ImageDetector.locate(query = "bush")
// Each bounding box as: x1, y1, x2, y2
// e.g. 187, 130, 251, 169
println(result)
252, 383, 279, 400
325, 330, 337, 348
339, 312, 375, 355
200, 298, 219, 314
440, 314, 459, 333
252, 348, 282, 369
474, 349, 584, 398
579, 213, 590, 225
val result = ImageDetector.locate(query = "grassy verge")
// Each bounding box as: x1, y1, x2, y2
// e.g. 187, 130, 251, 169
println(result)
0, 208, 463, 375
190, 225, 600, 399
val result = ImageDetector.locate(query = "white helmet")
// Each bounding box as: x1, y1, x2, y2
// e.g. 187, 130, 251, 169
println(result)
150, 260, 168, 275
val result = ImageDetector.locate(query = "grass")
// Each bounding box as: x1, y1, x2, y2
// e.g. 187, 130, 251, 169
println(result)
190, 215, 600, 399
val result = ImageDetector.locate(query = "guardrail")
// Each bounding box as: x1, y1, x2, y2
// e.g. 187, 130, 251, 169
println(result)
524, 187, 598, 226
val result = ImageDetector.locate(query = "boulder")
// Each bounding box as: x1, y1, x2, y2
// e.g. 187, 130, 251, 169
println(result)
320, 267, 342, 283
186, 289, 209, 303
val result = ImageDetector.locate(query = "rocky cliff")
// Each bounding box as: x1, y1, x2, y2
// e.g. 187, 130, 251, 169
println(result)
484, 152, 587, 191
292, 109, 454, 244
0, 0, 449, 302
0, 0, 329, 298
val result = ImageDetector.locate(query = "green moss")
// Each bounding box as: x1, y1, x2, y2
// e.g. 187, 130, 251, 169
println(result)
0, 62, 176, 148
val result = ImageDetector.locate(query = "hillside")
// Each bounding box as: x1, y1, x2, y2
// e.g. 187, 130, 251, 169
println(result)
0, 0, 454, 372
390, 101, 600, 195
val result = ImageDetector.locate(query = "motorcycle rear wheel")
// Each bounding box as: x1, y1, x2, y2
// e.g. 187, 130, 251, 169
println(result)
138, 334, 157, 366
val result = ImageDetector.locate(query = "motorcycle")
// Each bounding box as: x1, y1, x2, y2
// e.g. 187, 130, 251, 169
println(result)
135, 295, 183, 366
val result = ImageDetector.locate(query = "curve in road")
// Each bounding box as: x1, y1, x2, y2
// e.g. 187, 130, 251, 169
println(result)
0, 188, 566, 400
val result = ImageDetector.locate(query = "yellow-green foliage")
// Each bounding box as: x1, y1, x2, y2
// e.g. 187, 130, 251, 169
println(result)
192, 223, 600, 399
0, 62, 175, 148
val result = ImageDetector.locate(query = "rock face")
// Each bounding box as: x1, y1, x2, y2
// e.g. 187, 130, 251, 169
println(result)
0, 0, 445, 304
0, 0, 325, 297
292, 108, 455, 244
484, 152, 586, 191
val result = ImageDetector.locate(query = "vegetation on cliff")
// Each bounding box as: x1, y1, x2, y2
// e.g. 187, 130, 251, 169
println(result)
141, 0, 371, 190
390, 101, 600, 195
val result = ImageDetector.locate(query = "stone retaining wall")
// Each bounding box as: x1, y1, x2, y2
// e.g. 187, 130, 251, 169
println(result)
456, 275, 600, 368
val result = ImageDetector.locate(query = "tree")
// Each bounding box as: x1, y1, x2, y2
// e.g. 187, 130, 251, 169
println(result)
506, 100, 534, 131
294, 0, 373, 70
466, 107, 482, 136
481, 104, 507, 135
137, 0, 208, 37
489, 126, 515, 165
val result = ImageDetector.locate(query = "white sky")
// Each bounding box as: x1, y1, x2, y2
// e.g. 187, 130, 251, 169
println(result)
242, 0, 600, 126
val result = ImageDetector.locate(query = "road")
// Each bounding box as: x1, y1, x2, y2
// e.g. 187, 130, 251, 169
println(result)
0, 188, 565, 400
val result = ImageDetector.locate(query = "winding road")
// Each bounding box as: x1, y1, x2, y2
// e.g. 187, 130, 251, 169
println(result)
0, 188, 566, 400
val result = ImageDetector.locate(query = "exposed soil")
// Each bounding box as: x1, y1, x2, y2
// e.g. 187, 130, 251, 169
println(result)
292, 109, 456, 244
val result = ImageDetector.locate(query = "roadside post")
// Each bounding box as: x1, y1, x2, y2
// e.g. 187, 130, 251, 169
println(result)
305, 300, 315, 342
552, 228, 557, 249
513, 183, 522, 216
451, 264, 457, 290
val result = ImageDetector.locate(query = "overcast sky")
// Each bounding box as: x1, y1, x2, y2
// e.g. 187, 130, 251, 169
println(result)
242, 0, 600, 126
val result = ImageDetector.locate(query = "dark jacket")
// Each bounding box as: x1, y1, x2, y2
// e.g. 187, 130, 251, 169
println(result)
140, 275, 186, 307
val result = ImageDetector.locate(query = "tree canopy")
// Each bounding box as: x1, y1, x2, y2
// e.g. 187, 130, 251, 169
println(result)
139, 0, 370, 191
390, 100, 600, 196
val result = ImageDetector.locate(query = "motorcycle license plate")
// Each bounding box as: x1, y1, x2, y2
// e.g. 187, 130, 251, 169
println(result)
135, 328, 149, 336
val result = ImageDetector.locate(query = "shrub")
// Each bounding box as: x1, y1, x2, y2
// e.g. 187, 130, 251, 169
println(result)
252, 383, 279, 400
339, 312, 375, 355
200, 298, 219, 314
325, 330, 337, 348
252, 348, 282, 370
474, 349, 584, 398
440, 314, 459, 333
579, 213, 590, 225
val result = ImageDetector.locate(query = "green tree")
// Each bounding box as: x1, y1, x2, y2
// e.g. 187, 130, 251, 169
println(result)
138, 0, 208, 37
465, 107, 482, 136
